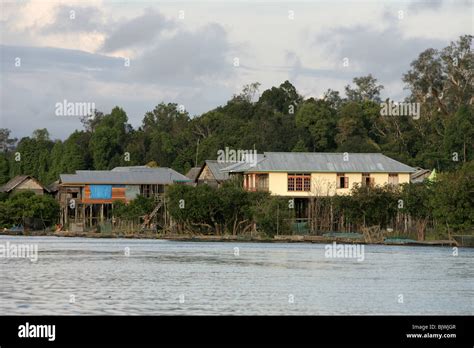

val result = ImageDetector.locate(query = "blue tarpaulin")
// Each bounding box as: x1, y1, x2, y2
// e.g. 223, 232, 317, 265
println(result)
90, 185, 112, 199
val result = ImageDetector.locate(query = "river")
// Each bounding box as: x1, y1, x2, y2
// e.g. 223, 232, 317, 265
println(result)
0, 236, 472, 315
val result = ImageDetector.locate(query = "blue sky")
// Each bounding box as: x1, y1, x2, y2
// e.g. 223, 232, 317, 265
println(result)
0, 0, 472, 139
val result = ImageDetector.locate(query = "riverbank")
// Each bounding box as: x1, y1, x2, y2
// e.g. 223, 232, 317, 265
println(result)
0, 229, 460, 247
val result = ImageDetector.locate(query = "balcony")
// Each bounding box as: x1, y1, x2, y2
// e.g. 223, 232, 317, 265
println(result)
243, 173, 269, 192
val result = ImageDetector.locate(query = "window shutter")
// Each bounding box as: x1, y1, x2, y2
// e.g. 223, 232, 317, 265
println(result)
344, 177, 349, 188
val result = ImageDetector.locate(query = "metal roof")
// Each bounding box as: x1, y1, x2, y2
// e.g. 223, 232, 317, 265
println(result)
410, 168, 432, 183
185, 167, 201, 181
221, 152, 416, 173
60, 167, 191, 185
202, 160, 231, 181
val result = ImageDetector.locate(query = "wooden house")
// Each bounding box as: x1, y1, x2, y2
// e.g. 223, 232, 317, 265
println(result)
195, 160, 230, 187
58, 166, 190, 230
0, 175, 49, 196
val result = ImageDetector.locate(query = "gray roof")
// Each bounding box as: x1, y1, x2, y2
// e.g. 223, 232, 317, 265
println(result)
410, 168, 432, 183
0, 175, 48, 193
202, 160, 231, 181
185, 167, 201, 181
221, 152, 416, 173
60, 167, 191, 185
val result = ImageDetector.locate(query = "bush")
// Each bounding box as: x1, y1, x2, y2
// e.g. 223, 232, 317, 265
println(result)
0, 191, 59, 229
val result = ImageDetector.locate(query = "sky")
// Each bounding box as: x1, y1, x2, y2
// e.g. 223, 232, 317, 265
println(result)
0, 0, 472, 139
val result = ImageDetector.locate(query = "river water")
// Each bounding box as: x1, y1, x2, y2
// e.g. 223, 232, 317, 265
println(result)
0, 236, 472, 315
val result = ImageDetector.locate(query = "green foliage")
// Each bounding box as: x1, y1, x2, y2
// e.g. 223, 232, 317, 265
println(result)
296, 99, 337, 151
345, 74, 384, 103
443, 105, 474, 165
0, 153, 10, 185
332, 185, 399, 228
0, 191, 59, 228
251, 195, 293, 236
399, 182, 432, 220
113, 195, 155, 220
430, 161, 474, 232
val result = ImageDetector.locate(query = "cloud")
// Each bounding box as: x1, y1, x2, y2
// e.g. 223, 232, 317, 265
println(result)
1, 45, 123, 74
313, 23, 446, 83
130, 23, 235, 85
101, 10, 174, 53
40, 5, 105, 34
1, 1, 472, 139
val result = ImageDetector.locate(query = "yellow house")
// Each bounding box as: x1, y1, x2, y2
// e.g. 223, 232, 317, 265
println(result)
222, 152, 414, 197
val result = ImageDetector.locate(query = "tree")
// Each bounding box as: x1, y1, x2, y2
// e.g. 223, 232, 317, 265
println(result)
430, 161, 474, 233
89, 107, 130, 169
335, 102, 380, 152
404, 35, 473, 117
296, 99, 337, 151
0, 128, 17, 153
257, 80, 303, 114
0, 191, 59, 229
444, 105, 474, 164
0, 153, 9, 185
345, 74, 384, 103
11, 130, 54, 183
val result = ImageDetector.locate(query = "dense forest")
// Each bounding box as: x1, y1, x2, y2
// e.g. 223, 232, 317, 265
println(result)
0, 35, 472, 186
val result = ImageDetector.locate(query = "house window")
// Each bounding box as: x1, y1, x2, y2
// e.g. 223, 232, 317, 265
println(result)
257, 174, 269, 191
362, 173, 374, 187
337, 173, 349, 189
288, 175, 295, 191
288, 174, 311, 192
140, 184, 162, 197
388, 173, 399, 185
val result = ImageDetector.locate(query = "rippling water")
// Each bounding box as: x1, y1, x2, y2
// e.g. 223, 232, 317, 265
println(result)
0, 236, 472, 315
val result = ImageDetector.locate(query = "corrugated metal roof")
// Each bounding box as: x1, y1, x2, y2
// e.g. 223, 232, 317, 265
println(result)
60, 167, 191, 185
204, 160, 231, 181
221, 152, 416, 173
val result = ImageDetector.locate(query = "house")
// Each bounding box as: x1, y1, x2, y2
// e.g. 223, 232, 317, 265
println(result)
185, 167, 201, 186
410, 167, 433, 183
195, 160, 231, 187
58, 166, 191, 230
0, 175, 49, 196
221, 152, 416, 217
